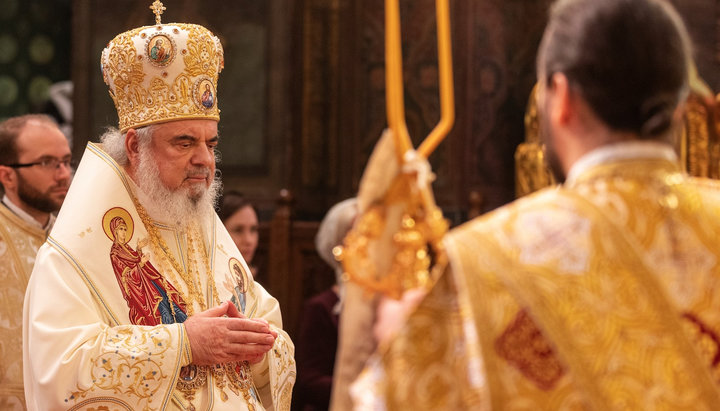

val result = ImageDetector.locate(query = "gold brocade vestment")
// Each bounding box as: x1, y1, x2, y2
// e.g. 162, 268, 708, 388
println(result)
0, 205, 46, 411
365, 143, 720, 410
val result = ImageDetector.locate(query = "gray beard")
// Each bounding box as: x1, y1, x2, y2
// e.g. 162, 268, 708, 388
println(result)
134, 147, 220, 228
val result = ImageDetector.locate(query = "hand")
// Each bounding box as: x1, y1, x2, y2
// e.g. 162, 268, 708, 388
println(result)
245, 352, 267, 365
184, 301, 276, 365
373, 288, 427, 346
241, 317, 278, 364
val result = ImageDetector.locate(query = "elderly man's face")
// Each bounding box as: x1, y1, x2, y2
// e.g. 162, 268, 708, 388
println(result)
147, 119, 218, 201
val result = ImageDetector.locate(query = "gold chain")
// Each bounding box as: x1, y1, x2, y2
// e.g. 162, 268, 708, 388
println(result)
130, 191, 220, 314
188, 223, 220, 306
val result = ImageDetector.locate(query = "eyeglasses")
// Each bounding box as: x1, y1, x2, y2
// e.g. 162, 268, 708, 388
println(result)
6, 158, 73, 171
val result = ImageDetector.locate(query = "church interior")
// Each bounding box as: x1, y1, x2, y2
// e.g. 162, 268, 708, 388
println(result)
2, 0, 720, 344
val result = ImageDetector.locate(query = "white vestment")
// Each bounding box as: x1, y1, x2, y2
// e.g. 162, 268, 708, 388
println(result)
23, 143, 296, 410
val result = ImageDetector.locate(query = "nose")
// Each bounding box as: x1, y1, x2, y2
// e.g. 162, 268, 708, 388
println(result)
56, 161, 72, 180
240, 232, 253, 245
191, 144, 215, 168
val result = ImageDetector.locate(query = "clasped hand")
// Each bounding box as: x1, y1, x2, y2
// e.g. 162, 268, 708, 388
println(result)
184, 301, 277, 365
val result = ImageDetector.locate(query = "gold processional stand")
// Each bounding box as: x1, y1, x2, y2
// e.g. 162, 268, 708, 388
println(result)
336, 0, 454, 300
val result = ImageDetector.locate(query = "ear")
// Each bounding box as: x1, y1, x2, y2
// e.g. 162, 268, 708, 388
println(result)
548, 72, 572, 129
0, 165, 16, 192
125, 128, 140, 167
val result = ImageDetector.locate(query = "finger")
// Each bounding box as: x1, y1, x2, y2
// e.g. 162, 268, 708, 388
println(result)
225, 342, 274, 358
196, 301, 233, 318
247, 318, 276, 337
225, 300, 245, 319
247, 352, 266, 364
249, 317, 269, 327
225, 318, 270, 333
228, 330, 276, 345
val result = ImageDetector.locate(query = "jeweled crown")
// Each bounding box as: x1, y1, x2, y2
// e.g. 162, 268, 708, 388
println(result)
101, 1, 224, 132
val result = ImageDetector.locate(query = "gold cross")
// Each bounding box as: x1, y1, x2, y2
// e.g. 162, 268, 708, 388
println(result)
150, 0, 166, 25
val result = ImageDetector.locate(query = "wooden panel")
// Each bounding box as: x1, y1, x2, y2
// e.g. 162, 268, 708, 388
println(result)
267, 191, 334, 340
74, 0, 720, 221
670, 0, 720, 91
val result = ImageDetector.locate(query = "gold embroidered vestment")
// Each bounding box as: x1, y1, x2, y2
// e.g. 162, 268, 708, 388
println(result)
373, 147, 720, 410
0, 206, 46, 410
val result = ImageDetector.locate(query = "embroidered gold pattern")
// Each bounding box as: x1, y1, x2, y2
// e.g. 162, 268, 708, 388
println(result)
381, 268, 487, 410
101, 22, 224, 132
456, 159, 720, 408
65, 326, 174, 410
495, 309, 565, 390
337, 174, 449, 299
378, 158, 720, 409
131, 196, 219, 315
128, 178, 259, 407
682, 313, 720, 379
175, 362, 256, 410
0, 206, 46, 409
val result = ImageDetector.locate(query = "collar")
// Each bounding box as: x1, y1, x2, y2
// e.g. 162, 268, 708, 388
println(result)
565, 141, 677, 186
2, 194, 56, 232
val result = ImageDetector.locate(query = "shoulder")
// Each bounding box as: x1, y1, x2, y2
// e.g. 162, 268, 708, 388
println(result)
450, 186, 580, 241
684, 177, 720, 216
688, 177, 720, 199
447, 186, 594, 267
0, 205, 45, 238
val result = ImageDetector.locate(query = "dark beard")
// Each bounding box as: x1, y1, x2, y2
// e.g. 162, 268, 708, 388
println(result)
16, 173, 62, 213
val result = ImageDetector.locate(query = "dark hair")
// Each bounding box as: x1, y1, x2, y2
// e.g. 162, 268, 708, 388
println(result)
537, 0, 691, 138
218, 190, 257, 222
0, 114, 58, 166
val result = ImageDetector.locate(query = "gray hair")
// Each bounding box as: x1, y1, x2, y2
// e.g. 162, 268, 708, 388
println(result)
315, 198, 358, 275
99, 125, 156, 165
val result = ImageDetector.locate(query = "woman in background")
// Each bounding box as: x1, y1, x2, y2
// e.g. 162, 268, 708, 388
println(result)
219, 191, 260, 280
294, 198, 358, 411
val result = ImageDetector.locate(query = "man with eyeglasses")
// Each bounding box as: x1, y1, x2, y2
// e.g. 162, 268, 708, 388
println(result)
0, 113, 71, 410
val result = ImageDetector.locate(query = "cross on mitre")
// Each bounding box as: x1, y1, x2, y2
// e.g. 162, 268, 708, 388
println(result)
150, 0, 166, 24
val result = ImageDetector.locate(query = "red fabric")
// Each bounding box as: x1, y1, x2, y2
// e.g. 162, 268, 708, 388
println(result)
294, 288, 340, 411
110, 242, 187, 325
109, 216, 124, 234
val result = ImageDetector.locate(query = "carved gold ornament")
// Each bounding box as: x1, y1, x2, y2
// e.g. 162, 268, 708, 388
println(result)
101, 3, 224, 132
336, 0, 454, 299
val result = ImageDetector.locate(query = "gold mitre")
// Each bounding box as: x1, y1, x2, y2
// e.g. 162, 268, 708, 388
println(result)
101, 1, 224, 132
